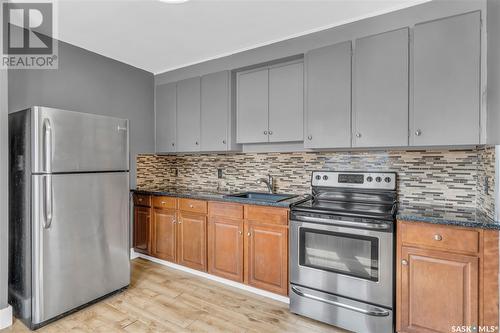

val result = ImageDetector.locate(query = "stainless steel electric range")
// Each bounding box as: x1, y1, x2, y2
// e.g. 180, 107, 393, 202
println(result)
289, 171, 397, 333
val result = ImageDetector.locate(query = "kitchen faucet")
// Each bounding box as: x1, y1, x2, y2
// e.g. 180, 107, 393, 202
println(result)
256, 175, 274, 193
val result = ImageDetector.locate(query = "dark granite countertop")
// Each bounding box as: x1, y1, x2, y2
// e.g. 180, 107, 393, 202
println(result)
397, 205, 500, 230
131, 188, 309, 208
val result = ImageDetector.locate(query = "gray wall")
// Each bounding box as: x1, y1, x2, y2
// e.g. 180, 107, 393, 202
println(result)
8, 41, 155, 188
488, 0, 500, 144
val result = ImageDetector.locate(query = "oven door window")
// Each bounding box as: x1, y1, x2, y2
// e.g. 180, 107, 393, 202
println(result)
299, 228, 379, 282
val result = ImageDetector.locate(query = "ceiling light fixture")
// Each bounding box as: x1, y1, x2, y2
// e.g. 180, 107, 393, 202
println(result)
158, 0, 190, 4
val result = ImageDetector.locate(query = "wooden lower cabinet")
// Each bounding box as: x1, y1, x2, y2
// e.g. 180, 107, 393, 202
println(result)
151, 208, 177, 262
208, 217, 244, 282
177, 211, 207, 272
134, 195, 290, 296
133, 206, 151, 254
399, 246, 479, 333
244, 221, 288, 296
397, 220, 499, 333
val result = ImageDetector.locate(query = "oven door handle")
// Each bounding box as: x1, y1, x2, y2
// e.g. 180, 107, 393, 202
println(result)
291, 286, 390, 317
292, 215, 391, 230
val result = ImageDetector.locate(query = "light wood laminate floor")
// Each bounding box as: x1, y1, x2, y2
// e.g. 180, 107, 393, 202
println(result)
3, 258, 347, 332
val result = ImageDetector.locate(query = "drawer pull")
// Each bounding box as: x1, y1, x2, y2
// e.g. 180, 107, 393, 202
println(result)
401, 259, 408, 266
138, 198, 143, 202
434, 234, 443, 241
161, 201, 166, 205
189, 204, 194, 208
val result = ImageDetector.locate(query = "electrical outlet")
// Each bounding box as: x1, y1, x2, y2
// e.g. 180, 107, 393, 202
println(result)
217, 168, 223, 179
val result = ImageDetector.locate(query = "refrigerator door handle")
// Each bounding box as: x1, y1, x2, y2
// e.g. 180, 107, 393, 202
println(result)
43, 118, 52, 173
43, 175, 53, 229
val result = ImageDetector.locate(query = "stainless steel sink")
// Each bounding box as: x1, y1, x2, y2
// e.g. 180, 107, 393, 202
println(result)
224, 192, 297, 202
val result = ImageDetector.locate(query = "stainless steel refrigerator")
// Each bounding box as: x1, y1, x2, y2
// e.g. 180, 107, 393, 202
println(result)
8, 106, 131, 329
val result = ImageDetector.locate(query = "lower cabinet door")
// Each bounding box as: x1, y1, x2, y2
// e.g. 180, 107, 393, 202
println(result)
177, 212, 207, 271
152, 208, 177, 262
133, 206, 151, 254
244, 222, 288, 295
208, 217, 244, 282
398, 246, 479, 333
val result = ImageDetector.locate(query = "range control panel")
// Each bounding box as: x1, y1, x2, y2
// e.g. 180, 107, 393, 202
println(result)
311, 171, 397, 190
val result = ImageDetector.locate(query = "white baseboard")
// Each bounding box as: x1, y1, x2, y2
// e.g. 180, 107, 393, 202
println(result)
130, 248, 139, 260
0, 305, 12, 330
131, 249, 290, 304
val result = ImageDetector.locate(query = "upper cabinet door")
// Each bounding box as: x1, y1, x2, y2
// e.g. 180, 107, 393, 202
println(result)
176, 77, 201, 152
201, 71, 230, 151
156, 83, 177, 153
268, 62, 304, 142
412, 12, 481, 146
305, 41, 352, 149
353, 28, 409, 148
237, 68, 269, 143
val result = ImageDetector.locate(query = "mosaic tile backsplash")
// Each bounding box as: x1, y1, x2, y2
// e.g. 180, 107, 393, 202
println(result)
136, 147, 496, 220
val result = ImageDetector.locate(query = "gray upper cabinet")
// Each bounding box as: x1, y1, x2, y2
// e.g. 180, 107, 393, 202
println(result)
155, 82, 177, 153
353, 28, 409, 148
237, 68, 269, 143
176, 77, 201, 152
305, 41, 352, 149
201, 71, 238, 151
412, 11, 481, 146
268, 62, 304, 142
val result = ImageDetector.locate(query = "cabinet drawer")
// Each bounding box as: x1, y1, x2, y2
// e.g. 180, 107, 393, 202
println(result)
400, 221, 480, 254
209, 202, 243, 219
179, 198, 207, 214
134, 194, 151, 207
244, 205, 288, 225
152, 196, 176, 209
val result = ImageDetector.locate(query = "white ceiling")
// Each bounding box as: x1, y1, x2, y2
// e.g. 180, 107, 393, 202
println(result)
52, 0, 430, 74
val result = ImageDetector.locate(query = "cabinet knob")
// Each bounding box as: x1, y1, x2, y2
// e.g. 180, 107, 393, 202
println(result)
415, 129, 422, 136
401, 259, 408, 266
161, 201, 166, 205
138, 198, 143, 202
247, 232, 251, 237
434, 234, 443, 241
239, 231, 242, 235
269, 131, 273, 135
178, 221, 182, 224
307, 135, 312, 140
189, 204, 194, 208
195, 141, 199, 145
172, 142, 175, 147
264, 131, 268, 135
172, 219, 176, 224
222, 140, 226, 144
355, 132, 361, 138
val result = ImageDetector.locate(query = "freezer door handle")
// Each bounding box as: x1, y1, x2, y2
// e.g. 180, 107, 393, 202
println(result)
43, 118, 52, 173
43, 175, 53, 229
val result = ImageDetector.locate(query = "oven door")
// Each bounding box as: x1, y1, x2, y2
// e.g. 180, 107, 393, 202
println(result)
290, 215, 394, 308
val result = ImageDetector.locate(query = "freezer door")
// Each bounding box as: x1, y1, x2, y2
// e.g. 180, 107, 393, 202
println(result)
31, 106, 129, 173
31, 172, 130, 325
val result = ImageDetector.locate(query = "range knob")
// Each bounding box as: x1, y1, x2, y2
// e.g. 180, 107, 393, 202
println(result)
323, 175, 329, 181
375, 177, 382, 183
315, 175, 321, 180
384, 177, 392, 183
366, 176, 373, 182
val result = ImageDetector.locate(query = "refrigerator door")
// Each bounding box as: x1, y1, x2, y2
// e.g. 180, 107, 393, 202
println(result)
31, 172, 130, 325
31, 106, 129, 173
